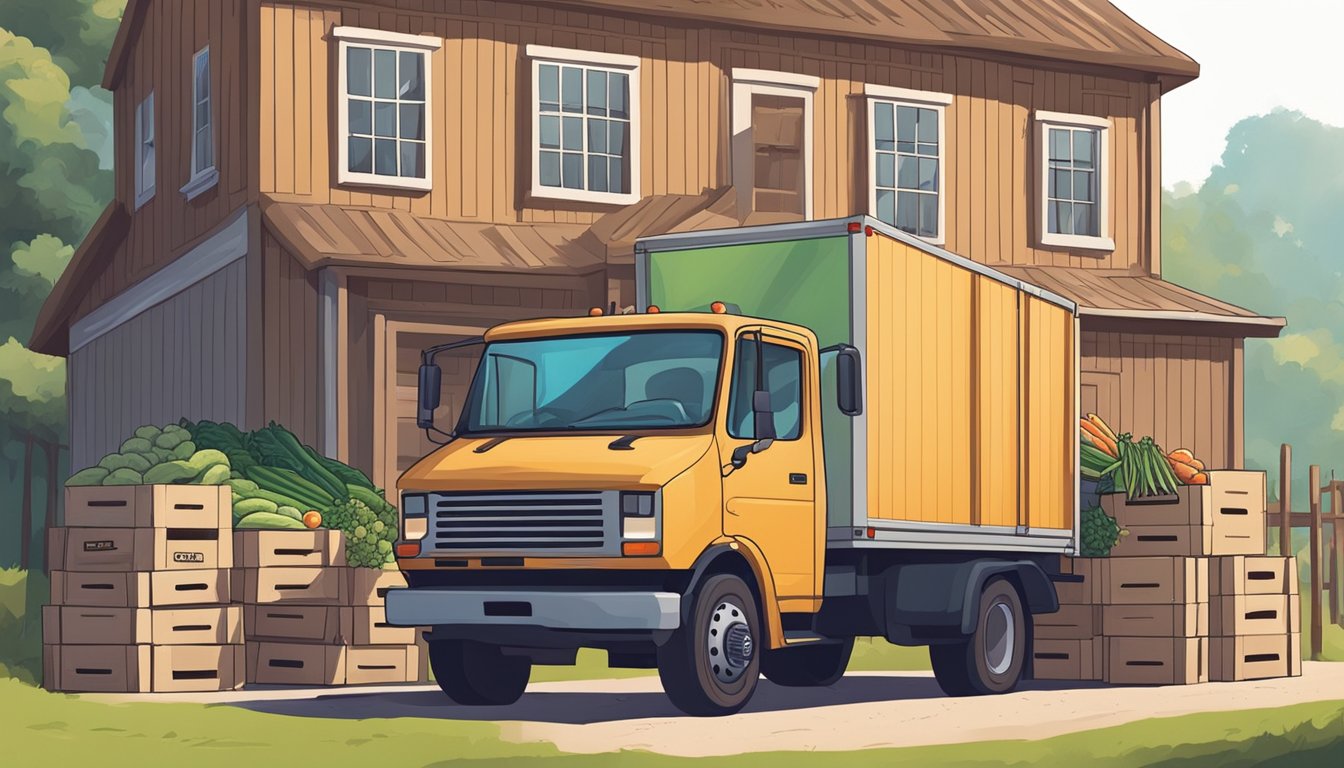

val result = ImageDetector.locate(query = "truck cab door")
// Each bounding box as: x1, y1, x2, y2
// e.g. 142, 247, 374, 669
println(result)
720, 329, 820, 602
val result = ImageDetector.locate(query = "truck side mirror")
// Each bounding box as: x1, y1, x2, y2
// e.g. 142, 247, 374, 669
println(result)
417, 363, 442, 429
836, 346, 862, 416
752, 390, 777, 441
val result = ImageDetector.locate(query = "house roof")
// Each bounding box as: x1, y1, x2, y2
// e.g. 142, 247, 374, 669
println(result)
103, 0, 1198, 92
261, 199, 606, 274
996, 265, 1286, 337
29, 202, 132, 357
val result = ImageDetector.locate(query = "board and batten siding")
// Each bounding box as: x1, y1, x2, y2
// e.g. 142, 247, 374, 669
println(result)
68, 260, 247, 469
259, 0, 1159, 273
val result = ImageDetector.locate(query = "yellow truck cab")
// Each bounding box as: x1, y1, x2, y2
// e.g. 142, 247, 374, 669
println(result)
387, 216, 1078, 716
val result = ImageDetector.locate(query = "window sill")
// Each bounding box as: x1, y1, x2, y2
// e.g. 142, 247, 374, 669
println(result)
530, 186, 640, 206
1040, 232, 1115, 252
338, 170, 432, 192
134, 188, 155, 211
180, 168, 219, 201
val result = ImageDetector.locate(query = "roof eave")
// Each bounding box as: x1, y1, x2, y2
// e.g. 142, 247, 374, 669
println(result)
1080, 308, 1286, 338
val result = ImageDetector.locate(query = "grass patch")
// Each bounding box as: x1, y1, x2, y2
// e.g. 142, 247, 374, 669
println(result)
0, 568, 44, 685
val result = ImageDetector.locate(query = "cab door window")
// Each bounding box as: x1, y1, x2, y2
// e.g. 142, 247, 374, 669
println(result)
727, 336, 803, 440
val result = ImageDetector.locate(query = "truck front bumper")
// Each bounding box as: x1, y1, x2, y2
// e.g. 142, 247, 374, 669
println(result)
384, 587, 682, 631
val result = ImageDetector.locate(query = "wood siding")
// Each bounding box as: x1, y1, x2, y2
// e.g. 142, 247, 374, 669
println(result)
260, 231, 323, 448
1081, 331, 1237, 471
68, 260, 247, 468
259, 0, 1159, 272
82, 0, 252, 321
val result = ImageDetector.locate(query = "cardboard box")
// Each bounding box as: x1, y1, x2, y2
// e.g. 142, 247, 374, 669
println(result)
43, 605, 241, 646
348, 567, 407, 606
1054, 557, 1103, 604
65, 485, 231, 529
232, 566, 349, 605
50, 568, 231, 608
234, 529, 346, 568
1100, 557, 1209, 605
1210, 633, 1302, 681
1101, 471, 1266, 556
1102, 603, 1208, 637
1031, 637, 1103, 681
343, 606, 419, 646
50, 525, 232, 572
1108, 524, 1215, 558
243, 604, 343, 643
1033, 603, 1101, 640
245, 642, 423, 686
1104, 636, 1208, 685
43, 643, 244, 693
1211, 594, 1301, 637
1210, 556, 1298, 596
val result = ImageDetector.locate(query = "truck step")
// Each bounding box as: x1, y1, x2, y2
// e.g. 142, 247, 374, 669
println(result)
782, 630, 830, 646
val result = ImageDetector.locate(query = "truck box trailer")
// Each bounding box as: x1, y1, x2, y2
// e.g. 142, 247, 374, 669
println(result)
387, 216, 1078, 715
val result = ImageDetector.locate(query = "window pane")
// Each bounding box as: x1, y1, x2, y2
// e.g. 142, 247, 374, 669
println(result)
608, 121, 626, 156
539, 115, 560, 149
195, 102, 209, 130
896, 191, 918, 232
399, 103, 424, 140
399, 141, 425, 178
588, 156, 609, 192
609, 73, 629, 119
1073, 170, 1093, 202
1047, 198, 1058, 233
1073, 130, 1094, 168
586, 70, 607, 116
588, 118, 608, 154
348, 99, 371, 135
195, 51, 209, 99
561, 67, 583, 113
875, 153, 895, 188
1073, 202, 1095, 236
561, 152, 583, 189
1050, 128, 1071, 161
374, 49, 398, 99
897, 156, 917, 189
1052, 168, 1071, 200
917, 108, 938, 144
1054, 201, 1073, 234
349, 136, 372, 173
399, 52, 424, 100
874, 102, 894, 150
919, 193, 938, 237
539, 150, 561, 186
876, 189, 895, 224
195, 129, 209, 173
562, 116, 582, 150
347, 47, 372, 96
539, 64, 559, 111
609, 157, 626, 193
374, 101, 396, 137
374, 138, 397, 175
896, 106, 915, 142
918, 158, 938, 191
917, 143, 938, 157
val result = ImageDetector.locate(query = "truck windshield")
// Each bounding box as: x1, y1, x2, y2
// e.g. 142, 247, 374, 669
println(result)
460, 331, 723, 433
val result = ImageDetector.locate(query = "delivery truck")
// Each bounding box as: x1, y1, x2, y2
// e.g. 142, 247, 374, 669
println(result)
386, 216, 1079, 715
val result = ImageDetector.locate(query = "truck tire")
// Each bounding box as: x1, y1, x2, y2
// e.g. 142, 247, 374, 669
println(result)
428, 639, 531, 706
761, 638, 854, 687
657, 573, 761, 716
929, 578, 1026, 696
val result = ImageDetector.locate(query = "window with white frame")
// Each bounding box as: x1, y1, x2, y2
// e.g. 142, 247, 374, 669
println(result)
134, 92, 155, 208
334, 27, 440, 190
866, 85, 950, 242
181, 47, 216, 199
731, 69, 818, 219
1037, 111, 1113, 250
528, 45, 640, 204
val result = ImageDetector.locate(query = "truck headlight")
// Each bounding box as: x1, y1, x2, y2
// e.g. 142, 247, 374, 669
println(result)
620, 491, 658, 549
401, 493, 428, 541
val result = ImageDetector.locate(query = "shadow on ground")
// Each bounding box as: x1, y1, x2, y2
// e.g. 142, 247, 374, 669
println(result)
228, 674, 1109, 724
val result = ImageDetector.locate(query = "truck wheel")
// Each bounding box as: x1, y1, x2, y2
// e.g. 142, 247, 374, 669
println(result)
761, 637, 854, 687
428, 639, 531, 706
930, 578, 1026, 697
657, 573, 761, 716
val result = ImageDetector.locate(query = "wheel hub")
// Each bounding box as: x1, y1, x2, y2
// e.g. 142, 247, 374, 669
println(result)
984, 600, 1015, 676
706, 599, 753, 684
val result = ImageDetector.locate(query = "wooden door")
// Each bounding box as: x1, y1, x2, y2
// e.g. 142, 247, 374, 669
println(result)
373, 318, 485, 491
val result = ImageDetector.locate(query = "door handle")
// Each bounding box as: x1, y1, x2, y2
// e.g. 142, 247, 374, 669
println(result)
789, 473, 808, 485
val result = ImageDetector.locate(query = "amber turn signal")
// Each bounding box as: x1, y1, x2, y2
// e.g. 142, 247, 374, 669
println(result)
588, 306, 604, 316
710, 301, 727, 314
647, 305, 661, 313
622, 541, 661, 557
395, 542, 421, 558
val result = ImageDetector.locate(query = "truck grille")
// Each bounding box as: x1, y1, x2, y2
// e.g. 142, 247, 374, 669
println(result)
425, 491, 619, 557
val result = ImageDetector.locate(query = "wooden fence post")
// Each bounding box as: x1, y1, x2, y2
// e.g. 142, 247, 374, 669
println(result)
1335, 487, 1344, 628
1280, 444, 1293, 557
1309, 464, 1323, 659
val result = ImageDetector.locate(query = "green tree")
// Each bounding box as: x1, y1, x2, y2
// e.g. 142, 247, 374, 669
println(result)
0, 0, 124, 88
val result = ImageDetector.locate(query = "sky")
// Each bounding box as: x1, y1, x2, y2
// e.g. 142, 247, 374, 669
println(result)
1112, 0, 1344, 188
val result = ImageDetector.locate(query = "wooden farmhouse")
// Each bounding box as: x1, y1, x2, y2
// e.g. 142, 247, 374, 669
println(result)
32, 0, 1284, 490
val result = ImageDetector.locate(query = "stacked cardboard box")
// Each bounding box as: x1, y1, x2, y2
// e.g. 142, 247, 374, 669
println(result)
1033, 557, 1103, 681
43, 485, 243, 693
1209, 555, 1302, 681
236, 531, 422, 685
1099, 556, 1209, 685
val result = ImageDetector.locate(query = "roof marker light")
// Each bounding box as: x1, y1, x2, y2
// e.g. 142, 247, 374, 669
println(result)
847, 221, 863, 234
864, 225, 875, 237
710, 301, 728, 314
647, 305, 661, 314
588, 307, 604, 316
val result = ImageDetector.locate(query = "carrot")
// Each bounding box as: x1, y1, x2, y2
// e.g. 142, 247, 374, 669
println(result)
1189, 472, 1208, 485
1087, 413, 1118, 442
1168, 457, 1200, 484
1169, 448, 1196, 464
1189, 458, 1205, 471
1079, 420, 1118, 457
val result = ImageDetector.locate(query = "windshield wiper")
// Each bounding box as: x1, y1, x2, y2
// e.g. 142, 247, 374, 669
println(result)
473, 436, 511, 454
608, 434, 643, 451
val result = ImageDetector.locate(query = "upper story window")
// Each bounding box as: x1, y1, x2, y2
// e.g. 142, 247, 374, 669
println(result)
731, 69, 818, 220
181, 47, 217, 200
134, 92, 155, 209
1037, 110, 1114, 251
527, 45, 641, 205
865, 85, 951, 244
333, 27, 441, 191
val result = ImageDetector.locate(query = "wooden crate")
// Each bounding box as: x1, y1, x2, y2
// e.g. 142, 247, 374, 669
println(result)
1210, 556, 1298, 597
1210, 633, 1302, 681
43, 643, 244, 693
234, 530, 346, 568
232, 566, 349, 605
342, 606, 418, 646
1033, 603, 1101, 640
1031, 637, 1103, 681
1101, 471, 1266, 556
1211, 594, 1301, 637
348, 567, 407, 606
43, 605, 241, 645
245, 642, 421, 686
1099, 557, 1208, 605
1104, 636, 1208, 685
1101, 603, 1208, 638
243, 604, 344, 643
49, 526, 232, 572
50, 569, 231, 608
1053, 557, 1103, 604
65, 485, 231, 529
